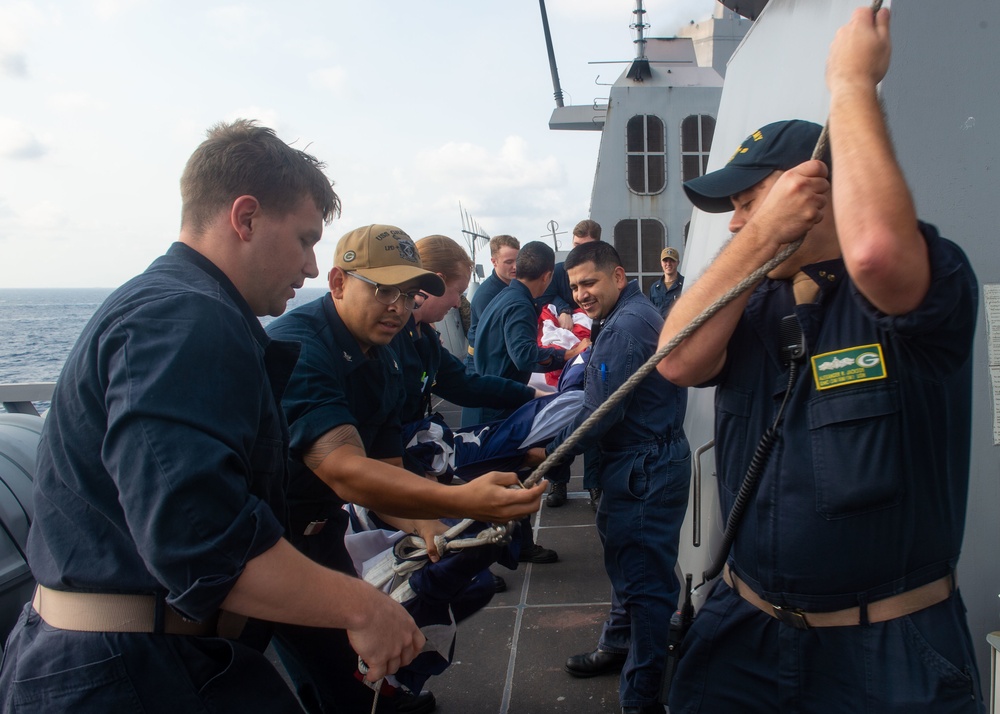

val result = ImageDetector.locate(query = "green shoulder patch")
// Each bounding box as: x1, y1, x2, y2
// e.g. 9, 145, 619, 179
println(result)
810, 344, 886, 391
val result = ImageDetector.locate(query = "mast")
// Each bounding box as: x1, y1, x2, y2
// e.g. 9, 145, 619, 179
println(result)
627, 0, 652, 81
632, 0, 648, 61
538, 0, 565, 108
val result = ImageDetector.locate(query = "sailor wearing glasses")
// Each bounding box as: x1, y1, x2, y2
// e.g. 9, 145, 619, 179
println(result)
265, 224, 547, 713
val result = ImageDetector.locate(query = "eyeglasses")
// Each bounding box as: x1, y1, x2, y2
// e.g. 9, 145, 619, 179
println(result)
348, 272, 425, 310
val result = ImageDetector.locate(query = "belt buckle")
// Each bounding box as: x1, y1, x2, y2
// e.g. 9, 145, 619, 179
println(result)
771, 605, 810, 629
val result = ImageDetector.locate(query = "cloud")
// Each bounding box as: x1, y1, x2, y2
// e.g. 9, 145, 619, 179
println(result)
7, 198, 65, 235
416, 136, 562, 192
352, 135, 576, 243
325, 133, 578, 247
0, 52, 27, 78
206, 5, 269, 48
0, 117, 47, 160
92, 0, 146, 21
48, 91, 107, 114
0, 1, 48, 77
309, 66, 349, 94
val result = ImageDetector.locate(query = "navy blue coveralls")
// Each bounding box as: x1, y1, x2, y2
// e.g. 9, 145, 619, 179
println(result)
546, 280, 690, 710
669, 223, 983, 714
464, 268, 508, 375
465, 279, 566, 426
648, 273, 685, 318
0, 243, 302, 713
537, 260, 603, 491
265, 293, 404, 714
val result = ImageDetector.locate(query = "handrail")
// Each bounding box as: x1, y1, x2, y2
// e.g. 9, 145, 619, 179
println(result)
0, 382, 56, 416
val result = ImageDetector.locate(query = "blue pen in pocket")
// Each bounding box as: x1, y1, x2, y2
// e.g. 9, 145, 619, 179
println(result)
600, 363, 607, 382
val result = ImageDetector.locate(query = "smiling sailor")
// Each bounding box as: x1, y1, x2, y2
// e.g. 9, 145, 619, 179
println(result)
657, 8, 983, 714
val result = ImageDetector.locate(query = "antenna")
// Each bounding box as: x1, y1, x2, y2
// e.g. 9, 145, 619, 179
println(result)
541, 220, 567, 251
458, 202, 490, 281
627, 0, 652, 82
538, 0, 565, 108
631, 0, 649, 61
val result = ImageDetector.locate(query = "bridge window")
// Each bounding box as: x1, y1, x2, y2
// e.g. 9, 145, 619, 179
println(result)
626, 115, 665, 194
614, 218, 666, 294
681, 114, 716, 182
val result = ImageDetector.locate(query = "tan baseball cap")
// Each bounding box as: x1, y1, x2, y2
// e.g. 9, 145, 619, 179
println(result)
335, 224, 445, 296
661, 247, 679, 261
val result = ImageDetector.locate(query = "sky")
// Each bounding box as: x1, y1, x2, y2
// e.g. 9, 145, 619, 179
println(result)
0, 0, 719, 288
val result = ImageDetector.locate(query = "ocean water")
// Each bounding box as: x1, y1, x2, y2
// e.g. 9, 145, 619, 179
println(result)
0, 286, 329, 387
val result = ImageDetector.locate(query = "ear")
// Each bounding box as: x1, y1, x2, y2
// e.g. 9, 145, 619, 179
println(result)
230, 195, 261, 243
613, 265, 627, 288
329, 267, 349, 299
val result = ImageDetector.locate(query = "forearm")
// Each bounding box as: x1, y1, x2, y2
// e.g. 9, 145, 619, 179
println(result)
657, 226, 771, 386
435, 373, 533, 409
434, 352, 533, 408
222, 538, 375, 629
308, 426, 546, 522
224, 538, 425, 683
509, 336, 563, 372
374, 513, 418, 533
829, 92, 925, 310
318, 444, 466, 519
826, 7, 928, 313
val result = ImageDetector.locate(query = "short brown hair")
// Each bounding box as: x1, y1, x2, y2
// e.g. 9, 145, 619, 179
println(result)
489, 234, 520, 258
416, 235, 474, 285
180, 119, 341, 235
572, 219, 602, 241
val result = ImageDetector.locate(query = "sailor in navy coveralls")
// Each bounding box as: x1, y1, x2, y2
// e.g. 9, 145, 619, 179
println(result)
528, 241, 689, 714
266, 225, 547, 713
659, 10, 983, 713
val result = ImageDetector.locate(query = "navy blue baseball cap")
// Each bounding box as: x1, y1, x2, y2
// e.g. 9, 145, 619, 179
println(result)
683, 120, 823, 213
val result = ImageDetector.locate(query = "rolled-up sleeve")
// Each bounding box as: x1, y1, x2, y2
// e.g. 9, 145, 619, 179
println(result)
854, 223, 977, 371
